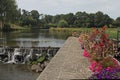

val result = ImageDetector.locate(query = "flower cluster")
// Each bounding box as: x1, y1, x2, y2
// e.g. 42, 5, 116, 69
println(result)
89, 67, 120, 79
79, 26, 115, 58
78, 26, 120, 73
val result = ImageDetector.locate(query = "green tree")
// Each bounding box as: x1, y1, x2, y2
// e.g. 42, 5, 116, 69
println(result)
63, 13, 75, 27
30, 10, 39, 20
112, 17, 120, 27
94, 11, 105, 27
88, 13, 95, 27
57, 20, 68, 28
103, 14, 113, 27
74, 12, 89, 27
0, 0, 17, 29
74, 12, 83, 27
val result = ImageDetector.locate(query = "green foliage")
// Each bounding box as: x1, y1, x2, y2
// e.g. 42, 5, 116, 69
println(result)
2, 23, 11, 31
27, 55, 46, 65
57, 20, 68, 28
0, 0, 17, 22
0, 0, 119, 29
31, 10, 40, 20
37, 56, 45, 63
50, 27, 117, 39
112, 17, 120, 27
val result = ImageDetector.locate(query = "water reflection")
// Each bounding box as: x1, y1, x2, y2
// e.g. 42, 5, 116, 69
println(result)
0, 29, 71, 47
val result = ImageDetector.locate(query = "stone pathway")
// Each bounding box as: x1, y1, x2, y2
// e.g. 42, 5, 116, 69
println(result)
37, 37, 92, 80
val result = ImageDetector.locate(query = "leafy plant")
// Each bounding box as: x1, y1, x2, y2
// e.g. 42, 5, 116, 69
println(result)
79, 26, 120, 72
37, 56, 45, 63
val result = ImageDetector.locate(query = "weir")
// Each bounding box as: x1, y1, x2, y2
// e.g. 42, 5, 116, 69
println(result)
0, 46, 59, 64
37, 37, 92, 80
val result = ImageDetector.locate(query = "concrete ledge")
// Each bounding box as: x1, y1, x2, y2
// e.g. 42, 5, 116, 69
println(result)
36, 37, 92, 80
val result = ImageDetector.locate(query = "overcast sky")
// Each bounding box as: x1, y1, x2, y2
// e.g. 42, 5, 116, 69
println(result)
16, 0, 120, 19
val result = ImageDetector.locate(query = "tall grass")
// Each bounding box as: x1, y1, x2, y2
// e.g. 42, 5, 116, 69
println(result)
50, 28, 118, 39
10, 23, 30, 30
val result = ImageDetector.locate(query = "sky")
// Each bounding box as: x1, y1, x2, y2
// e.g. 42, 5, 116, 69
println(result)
16, 0, 120, 19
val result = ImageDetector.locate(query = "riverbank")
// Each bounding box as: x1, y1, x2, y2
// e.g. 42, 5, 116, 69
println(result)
50, 27, 118, 39
0, 23, 30, 31
10, 24, 30, 30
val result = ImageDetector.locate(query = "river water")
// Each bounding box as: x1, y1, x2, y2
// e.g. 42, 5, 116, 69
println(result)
0, 29, 70, 47
0, 64, 39, 80
0, 29, 70, 80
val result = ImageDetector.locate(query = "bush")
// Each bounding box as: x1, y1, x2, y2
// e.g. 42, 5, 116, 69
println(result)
57, 20, 68, 28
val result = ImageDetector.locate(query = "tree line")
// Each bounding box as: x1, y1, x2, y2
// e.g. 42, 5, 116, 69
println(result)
0, 0, 120, 30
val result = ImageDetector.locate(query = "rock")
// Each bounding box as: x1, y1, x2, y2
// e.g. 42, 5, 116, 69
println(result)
31, 64, 42, 72
41, 63, 45, 69
37, 63, 41, 66
44, 61, 49, 67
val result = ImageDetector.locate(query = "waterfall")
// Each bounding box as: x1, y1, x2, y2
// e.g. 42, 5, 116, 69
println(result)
24, 48, 33, 63
7, 51, 11, 61
0, 47, 5, 55
7, 48, 22, 64
1, 47, 60, 64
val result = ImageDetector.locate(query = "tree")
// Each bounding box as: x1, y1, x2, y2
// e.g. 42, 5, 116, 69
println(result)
74, 11, 89, 27
74, 12, 83, 27
103, 14, 113, 27
94, 11, 105, 27
57, 20, 68, 28
0, 0, 17, 22
112, 17, 120, 27
88, 13, 95, 27
30, 10, 40, 20
63, 13, 75, 27
0, 0, 18, 30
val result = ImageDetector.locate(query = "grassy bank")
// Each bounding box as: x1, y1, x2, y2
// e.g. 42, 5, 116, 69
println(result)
10, 24, 30, 30
50, 27, 118, 39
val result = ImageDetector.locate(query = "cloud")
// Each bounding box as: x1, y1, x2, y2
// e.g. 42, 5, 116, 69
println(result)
16, 0, 120, 19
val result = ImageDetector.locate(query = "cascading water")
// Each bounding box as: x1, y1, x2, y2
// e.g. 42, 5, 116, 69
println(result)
7, 48, 22, 64
0, 46, 59, 64
24, 48, 33, 63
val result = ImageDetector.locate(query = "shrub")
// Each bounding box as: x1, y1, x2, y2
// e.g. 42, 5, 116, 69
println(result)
57, 20, 68, 28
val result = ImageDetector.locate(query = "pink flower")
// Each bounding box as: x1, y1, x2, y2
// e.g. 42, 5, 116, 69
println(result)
89, 61, 103, 72
83, 49, 90, 58
78, 37, 82, 43
95, 64, 102, 72
89, 61, 97, 71
106, 67, 112, 71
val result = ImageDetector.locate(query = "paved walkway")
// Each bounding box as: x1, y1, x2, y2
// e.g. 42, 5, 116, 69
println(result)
37, 37, 92, 80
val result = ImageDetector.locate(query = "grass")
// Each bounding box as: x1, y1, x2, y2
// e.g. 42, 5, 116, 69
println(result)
10, 23, 30, 30
50, 27, 118, 39
50, 27, 90, 33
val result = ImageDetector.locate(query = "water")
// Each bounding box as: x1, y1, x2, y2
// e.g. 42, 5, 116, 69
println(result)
0, 29, 70, 47
0, 64, 39, 80
0, 29, 70, 80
